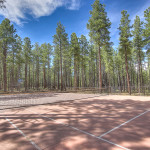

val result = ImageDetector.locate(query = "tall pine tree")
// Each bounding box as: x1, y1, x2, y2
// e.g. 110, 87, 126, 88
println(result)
53, 22, 68, 91
132, 16, 144, 93
143, 7, 150, 84
71, 33, 80, 90
23, 37, 32, 91
118, 10, 132, 94
0, 18, 16, 92
87, 0, 111, 90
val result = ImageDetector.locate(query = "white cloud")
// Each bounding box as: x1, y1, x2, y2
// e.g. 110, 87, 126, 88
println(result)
0, 0, 80, 25
67, 0, 80, 10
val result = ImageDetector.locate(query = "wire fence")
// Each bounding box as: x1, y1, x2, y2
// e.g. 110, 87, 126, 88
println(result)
0, 92, 103, 110
1, 85, 150, 95
0, 86, 149, 111
108, 86, 150, 96
66, 86, 150, 96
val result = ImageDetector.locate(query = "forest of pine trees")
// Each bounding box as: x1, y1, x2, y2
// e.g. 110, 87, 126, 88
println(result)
0, 0, 150, 94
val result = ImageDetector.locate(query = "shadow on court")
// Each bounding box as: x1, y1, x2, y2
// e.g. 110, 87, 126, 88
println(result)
0, 98, 150, 150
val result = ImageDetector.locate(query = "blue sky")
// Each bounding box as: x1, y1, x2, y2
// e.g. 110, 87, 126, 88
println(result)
0, 0, 149, 48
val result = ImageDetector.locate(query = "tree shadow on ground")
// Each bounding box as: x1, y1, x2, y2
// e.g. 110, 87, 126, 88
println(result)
0, 98, 150, 150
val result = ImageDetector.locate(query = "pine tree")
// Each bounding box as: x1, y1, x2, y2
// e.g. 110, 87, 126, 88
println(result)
132, 16, 144, 93
53, 22, 68, 91
53, 44, 60, 90
118, 10, 132, 95
70, 33, 80, 90
47, 43, 53, 89
0, 43, 3, 90
40, 43, 53, 89
33, 42, 40, 90
23, 37, 32, 92
102, 45, 114, 88
143, 7, 150, 51
41, 43, 47, 89
0, 18, 16, 92
15, 36, 23, 90
8, 35, 18, 91
88, 43, 96, 87
62, 39, 70, 90
79, 35, 88, 88
87, 0, 111, 90
143, 7, 150, 84
16, 36, 23, 78
114, 50, 124, 92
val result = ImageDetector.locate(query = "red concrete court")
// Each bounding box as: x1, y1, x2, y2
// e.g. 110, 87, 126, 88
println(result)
0, 94, 150, 150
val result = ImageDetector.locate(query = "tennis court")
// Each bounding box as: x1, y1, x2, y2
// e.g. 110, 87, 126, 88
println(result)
0, 93, 150, 150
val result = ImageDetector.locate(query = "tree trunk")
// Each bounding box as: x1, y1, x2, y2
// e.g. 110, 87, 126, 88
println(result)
60, 43, 63, 91
3, 47, 7, 92
138, 52, 141, 93
74, 52, 78, 90
43, 66, 47, 89
64, 63, 67, 90
77, 63, 80, 89
48, 56, 51, 89
148, 56, 150, 85
98, 46, 102, 92
117, 70, 121, 93
125, 47, 131, 95
36, 61, 39, 90
0, 60, 2, 90
82, 59, 84, 87
96, 52, 98, 87
82, 48, 85, 88
25, 62, 28, 92
28, 63, 31, 89
140, 64, 143, 92
32, 63, 34, 89
54, 68, 56, 89
57, 60, 60, 90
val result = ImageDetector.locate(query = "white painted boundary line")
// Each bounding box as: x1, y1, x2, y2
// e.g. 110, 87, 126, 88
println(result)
99, 110, 149, 138
28, 109, 129, 150
5, 117, 41, 150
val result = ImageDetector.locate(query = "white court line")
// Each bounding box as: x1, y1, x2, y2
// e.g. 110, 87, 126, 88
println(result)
5, 117, 41, 150
28, 109, 129, 150
99, 110, 149, 138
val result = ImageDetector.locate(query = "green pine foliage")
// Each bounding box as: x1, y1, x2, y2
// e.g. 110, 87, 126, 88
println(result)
0, 1, 149, 95
87, 0, 111, 46
143, 7, 150, 52
143, 7, 150, 85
